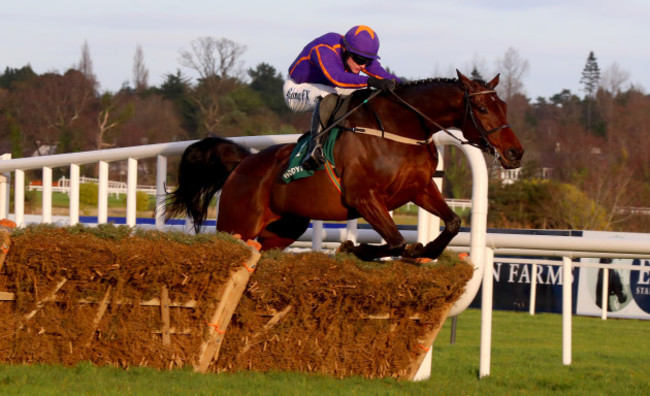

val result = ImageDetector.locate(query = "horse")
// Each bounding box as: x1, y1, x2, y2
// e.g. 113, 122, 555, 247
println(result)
165, 70, 524, 261
596, 258, 628, 311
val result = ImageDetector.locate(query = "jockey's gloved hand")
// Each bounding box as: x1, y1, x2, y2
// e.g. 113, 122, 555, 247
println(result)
367, 77, 396, 92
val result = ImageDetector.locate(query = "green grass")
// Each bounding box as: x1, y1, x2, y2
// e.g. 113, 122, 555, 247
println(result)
25, 191, 156, 214
28, 191, 129, 208
1, 308, 647, 395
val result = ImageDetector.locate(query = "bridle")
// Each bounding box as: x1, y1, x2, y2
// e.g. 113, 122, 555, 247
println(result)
387, 88, 509, 155
463, 90, 511, 155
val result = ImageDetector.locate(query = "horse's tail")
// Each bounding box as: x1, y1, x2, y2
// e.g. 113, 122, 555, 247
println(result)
164, 136, 251, 233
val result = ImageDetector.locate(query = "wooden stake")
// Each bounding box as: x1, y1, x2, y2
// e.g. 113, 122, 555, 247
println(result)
403, 302, 454, 381
238, 305, 292, 356
85, 285, 112, 347
0, 291, 14, 301
0, 230, 10, 273
160, 285, 171, 346
195, 244, 260, 373
24, 277, 67, 321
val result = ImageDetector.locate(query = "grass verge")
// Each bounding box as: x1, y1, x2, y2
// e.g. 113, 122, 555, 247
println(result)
0, 308, 647, 395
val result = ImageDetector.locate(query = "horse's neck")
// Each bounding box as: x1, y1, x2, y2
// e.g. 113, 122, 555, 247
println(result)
375, 82, 465, 136
408, 82, 465, 125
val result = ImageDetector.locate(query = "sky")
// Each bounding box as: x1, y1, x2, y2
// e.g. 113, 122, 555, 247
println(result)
3, 0, 649, 99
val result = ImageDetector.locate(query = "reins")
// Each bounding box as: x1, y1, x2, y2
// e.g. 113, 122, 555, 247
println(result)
389, 88, 509, 154
314, 85, 508, 154
386, 90, 463, 145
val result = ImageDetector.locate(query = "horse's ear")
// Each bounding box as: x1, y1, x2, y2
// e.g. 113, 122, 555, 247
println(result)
456, 69, 472, 90
487, 74, 500, 89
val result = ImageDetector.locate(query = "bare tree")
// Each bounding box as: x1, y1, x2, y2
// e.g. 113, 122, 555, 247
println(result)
597, 62, 631, 132
76, 40, 98, 90
178, 37, 247, 134
179, 37, 246, 82
132, 45, 149, 91
12, 70, 96, 154
600, 62, 630, 95
118, 95, 187, 146
95, 93, 134, 150
495, 47, 529, 101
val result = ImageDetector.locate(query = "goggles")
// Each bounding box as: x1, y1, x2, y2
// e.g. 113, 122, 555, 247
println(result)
350, 53, 371, 66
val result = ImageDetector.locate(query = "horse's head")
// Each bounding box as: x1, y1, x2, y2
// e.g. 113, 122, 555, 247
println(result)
456, 70, 524, 169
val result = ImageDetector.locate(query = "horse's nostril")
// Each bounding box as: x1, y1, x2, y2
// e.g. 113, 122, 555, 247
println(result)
505, 148, 522, 161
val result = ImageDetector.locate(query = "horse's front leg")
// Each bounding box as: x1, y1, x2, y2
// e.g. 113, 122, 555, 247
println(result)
409, 180, 461, 259
338, 190, 407, 261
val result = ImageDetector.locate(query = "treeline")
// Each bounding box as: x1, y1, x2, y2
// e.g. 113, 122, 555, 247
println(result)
0, 61, 305, 158
0, 40, 648, 232
0, 39, 309, 191
452, 55, 650, 232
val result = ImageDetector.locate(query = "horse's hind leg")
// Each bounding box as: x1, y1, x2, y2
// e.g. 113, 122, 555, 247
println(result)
410, 181, 460, 259
257, 215, 310, 251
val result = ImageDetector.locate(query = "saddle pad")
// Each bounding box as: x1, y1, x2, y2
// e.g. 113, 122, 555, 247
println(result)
281, 127, 340, 183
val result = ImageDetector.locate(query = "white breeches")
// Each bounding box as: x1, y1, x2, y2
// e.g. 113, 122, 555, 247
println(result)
283, 78, 357, 112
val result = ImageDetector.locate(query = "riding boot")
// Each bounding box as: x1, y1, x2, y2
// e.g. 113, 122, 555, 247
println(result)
300, 100, 327, 171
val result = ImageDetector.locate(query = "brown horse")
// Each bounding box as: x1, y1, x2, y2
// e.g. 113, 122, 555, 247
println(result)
165, 70, 523, 261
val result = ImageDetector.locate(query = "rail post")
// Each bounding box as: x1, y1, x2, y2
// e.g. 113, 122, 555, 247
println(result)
0, 154, 11, 219
480, 247, 495, 377
562, 256, 572, 365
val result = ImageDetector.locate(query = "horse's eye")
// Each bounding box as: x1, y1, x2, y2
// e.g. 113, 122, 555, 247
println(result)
477, 106, 488, 114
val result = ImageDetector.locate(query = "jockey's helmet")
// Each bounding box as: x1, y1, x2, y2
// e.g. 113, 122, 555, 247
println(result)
343, 25, 380, 60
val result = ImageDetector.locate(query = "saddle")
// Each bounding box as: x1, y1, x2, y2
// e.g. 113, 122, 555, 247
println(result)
281, 128, 341, 183
320, 90, 375, 129
281, 89, 373, 184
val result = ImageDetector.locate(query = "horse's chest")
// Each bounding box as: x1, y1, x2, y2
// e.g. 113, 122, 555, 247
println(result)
382, 155, 434, 183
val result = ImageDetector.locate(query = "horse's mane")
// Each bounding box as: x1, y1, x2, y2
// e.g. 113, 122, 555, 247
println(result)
397, 77, 489, 88
397, 77, 457, 87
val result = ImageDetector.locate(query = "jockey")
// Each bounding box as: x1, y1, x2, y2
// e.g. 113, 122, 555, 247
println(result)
283, 25, 400, 170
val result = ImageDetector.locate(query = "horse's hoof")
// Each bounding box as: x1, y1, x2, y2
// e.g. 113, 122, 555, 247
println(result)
336, 240, 355, 254
402, 243, 424, 258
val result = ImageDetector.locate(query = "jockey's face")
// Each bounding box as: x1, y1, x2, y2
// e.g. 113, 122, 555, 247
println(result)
344, 50, 367, 74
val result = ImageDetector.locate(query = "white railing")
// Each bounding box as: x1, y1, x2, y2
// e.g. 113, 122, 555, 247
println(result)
403, 199, 471, 212
616, 206, 650, 215
452, 232, 650, 376
496, 167, 552, 185
27, 176, 159, 196
0, 135, 300, 227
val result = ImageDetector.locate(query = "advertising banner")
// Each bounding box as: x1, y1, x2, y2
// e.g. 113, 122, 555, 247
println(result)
470, 230, 650, 320
470, 229, 582, 313
574, 231, 650, 320
576, 257, 650, 319
470, 259, 580, 313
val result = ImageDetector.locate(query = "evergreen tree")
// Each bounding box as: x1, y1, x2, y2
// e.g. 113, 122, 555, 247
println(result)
470, 66, 484, 81
157, 71, 199, 137
580, 51, 601, 133
580, 51, 600, 98
0, 65, 37, 89
248, 63, 287, 115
